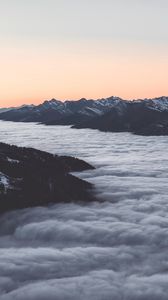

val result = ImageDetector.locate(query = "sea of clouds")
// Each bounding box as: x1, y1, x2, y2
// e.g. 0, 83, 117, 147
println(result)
0, 121, 168, 299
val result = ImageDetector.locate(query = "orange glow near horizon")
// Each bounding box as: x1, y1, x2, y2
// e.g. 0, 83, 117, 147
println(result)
0, 1, 168, 108
0, 42, 167, 107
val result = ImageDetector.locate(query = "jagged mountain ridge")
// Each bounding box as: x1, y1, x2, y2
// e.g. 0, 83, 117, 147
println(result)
73, 97, 168, 135
0, 96, 123, 123
1, 96, 168, 135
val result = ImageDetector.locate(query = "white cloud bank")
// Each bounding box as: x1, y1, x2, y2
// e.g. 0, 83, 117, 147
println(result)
0, 122, 168, 299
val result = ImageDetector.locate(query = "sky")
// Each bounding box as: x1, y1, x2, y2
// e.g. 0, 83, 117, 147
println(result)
0, 0, 168, 107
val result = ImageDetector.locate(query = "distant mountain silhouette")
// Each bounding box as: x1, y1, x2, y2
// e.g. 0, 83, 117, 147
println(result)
1, 96, 168, 135
0, 97, 123, 123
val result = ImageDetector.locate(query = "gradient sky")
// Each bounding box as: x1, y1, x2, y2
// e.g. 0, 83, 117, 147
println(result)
0, 0, 168, 107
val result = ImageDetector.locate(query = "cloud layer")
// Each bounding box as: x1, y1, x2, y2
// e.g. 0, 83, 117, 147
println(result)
1, 121, 168, 299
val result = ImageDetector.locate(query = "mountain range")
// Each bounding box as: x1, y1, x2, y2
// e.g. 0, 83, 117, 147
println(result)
1, 96, 168, 135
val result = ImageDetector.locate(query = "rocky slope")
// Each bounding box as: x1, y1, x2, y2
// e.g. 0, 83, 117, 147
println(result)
73, 97, 168, 135
0, 143, 95, 213
0, 97, 124, 123
1, 96, 168, 135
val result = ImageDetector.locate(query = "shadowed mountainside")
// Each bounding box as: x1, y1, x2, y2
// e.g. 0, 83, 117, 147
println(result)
0, 143, 95, 213
1, 96, 168, 135
73, 99, 168, 135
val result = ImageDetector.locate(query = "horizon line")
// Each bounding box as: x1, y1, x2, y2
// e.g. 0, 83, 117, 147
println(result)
1, 95, 168, 109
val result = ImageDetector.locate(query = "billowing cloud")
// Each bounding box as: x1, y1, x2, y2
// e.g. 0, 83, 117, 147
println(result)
1, 121, 168, 299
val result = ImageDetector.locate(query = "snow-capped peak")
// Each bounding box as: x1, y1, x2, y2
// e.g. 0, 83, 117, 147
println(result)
144, 96, 168, 111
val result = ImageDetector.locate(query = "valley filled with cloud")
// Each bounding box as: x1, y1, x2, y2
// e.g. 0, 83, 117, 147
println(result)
0, 122, 168, 299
